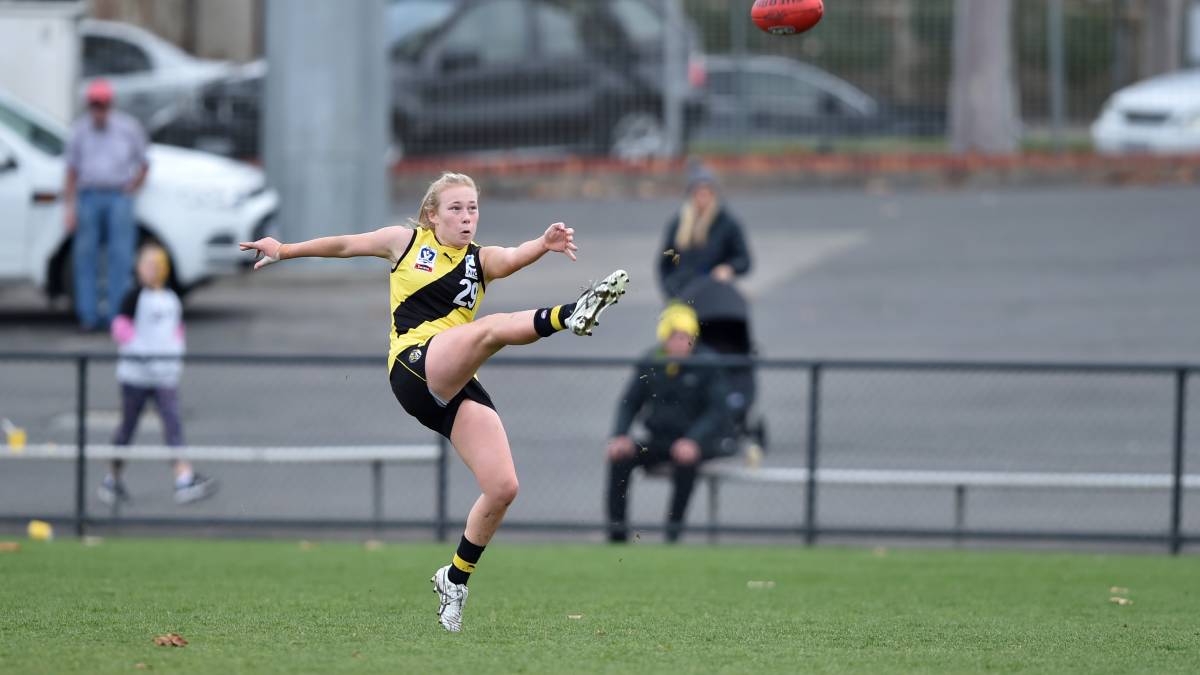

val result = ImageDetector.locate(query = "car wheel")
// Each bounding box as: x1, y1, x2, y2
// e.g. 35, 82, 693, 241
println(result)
56, 233, 183, 314
390, 113, 408, 165
56, 246, 76, 313
608, 111, 668, 161
386, 136, 406, 166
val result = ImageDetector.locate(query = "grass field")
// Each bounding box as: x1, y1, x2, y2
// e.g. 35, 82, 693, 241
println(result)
1, 538, 1197, 674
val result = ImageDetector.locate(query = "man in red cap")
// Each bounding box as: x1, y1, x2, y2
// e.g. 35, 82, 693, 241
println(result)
63, 79, 150, 331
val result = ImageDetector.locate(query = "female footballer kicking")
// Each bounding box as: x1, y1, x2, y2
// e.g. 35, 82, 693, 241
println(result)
240, 172, 627, 632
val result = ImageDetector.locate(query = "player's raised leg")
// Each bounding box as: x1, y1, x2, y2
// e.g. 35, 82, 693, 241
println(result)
424, 269, 628, 403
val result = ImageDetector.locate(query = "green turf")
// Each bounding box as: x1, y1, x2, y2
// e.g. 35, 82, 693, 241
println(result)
1, 538, 1197, 674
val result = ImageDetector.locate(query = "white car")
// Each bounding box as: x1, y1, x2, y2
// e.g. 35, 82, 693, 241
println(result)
81, 19, 232, 129
1091, 69, 1200, 155
0, 89, 278, 303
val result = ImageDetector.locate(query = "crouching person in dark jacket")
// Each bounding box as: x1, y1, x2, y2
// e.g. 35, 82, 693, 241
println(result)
606, 304, 733, 543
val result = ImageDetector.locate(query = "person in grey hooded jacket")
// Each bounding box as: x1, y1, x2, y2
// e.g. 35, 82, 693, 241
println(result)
657, 161, 752, 299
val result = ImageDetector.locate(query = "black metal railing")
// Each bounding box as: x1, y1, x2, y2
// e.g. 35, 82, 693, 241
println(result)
0, 352, 1194, 553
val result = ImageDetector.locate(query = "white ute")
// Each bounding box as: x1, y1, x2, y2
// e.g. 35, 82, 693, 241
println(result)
0, 88, 277, 304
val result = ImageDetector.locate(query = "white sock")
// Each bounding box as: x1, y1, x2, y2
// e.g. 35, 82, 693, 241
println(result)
175, 470, 194, 488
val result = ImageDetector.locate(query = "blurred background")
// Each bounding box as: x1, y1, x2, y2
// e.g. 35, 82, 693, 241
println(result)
36, 0, 1200, 158
2, 0, 1199, 550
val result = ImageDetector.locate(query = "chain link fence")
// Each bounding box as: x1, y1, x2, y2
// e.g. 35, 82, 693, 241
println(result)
689, 0, 1138, 152
1, 353, 1196, 551
68, 0, 1200, 163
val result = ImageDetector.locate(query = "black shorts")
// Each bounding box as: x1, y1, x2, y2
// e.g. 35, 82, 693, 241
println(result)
389, 338, 496, 439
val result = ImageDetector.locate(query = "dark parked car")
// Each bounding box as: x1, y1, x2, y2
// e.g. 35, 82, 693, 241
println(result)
390, 0, 707, 159
700, 55, 945, 140
153, 0, 708, 161
150, 60, 263, 160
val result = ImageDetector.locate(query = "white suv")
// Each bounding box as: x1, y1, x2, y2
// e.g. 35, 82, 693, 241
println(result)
0, 89, 278, 303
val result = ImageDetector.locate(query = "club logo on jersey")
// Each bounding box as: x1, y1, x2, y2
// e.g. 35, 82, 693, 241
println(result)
464, 254, 478, 281
414, 245, 437, 272
408, 348, 422, 363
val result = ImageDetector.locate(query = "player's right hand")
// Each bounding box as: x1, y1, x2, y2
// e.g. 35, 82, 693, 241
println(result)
606, 435, 636, 461
239, 237, 283, 269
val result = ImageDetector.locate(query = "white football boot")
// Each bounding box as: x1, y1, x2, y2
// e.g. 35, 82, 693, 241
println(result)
565, 269, 629, 336
430, 565, 468, 633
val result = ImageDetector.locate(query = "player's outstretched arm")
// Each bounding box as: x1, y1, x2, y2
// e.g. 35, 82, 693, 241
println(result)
239, 226, 414, 270
480, 222, 577, 282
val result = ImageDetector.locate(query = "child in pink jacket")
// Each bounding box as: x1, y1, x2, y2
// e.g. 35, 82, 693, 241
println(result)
99, 243, 217, 506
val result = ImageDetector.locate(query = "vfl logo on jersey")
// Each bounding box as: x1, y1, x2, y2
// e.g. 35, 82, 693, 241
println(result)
464, 254, 478, 281
414, 245, 437, 272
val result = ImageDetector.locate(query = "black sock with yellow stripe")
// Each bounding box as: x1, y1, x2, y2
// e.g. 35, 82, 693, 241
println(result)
447, 536, 485, 585
533, 303, 576, 337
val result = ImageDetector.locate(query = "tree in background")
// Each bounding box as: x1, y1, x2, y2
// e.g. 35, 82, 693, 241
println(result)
949, 0, 1021, 153
1138, 0, 1184, 79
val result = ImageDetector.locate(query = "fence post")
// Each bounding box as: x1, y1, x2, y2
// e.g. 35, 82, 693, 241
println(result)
436, 434, 449, 542
804, 364, 822, 545
706, 476, 719, 544
74, 355, 88, 538
1170, 369, 1188, 555
371, 459, 383, 533
729, 0, 748, 143
954, 484, 967, 547
661, 0, 685, 157
1047, 0, 1066, 152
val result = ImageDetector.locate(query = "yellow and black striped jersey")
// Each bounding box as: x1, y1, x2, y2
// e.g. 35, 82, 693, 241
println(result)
388, 227, 487, 369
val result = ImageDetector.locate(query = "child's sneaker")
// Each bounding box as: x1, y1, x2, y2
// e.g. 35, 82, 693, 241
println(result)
174, 474, 218, 505
97, 477, 130, 506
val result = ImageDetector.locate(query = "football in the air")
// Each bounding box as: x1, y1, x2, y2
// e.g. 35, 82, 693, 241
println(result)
751, 0, 824, 36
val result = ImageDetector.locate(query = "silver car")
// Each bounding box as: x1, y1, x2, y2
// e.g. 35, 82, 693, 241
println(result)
81, 19, 232, 129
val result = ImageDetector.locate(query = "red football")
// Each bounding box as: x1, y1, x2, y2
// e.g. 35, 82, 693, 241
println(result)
751, 0, 824, 36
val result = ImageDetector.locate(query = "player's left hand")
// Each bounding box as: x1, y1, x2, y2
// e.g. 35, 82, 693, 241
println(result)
671, 438, 701, 465
542, 222, 578, 261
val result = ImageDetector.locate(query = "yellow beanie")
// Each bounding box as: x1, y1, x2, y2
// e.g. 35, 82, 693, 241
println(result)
656, 303, 700, 343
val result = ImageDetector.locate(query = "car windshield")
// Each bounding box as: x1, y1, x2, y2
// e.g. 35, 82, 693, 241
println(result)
388, 0, 456, 60
0, 100, 65, 156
